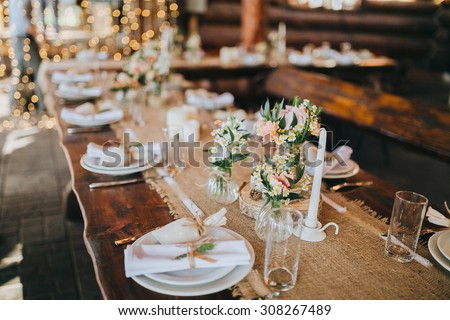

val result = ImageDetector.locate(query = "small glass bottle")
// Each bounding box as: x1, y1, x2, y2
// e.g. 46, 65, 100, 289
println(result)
206, 167, 238, 205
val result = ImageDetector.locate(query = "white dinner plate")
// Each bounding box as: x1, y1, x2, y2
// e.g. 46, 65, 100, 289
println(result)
131, 228, 255, 296
55, 90, 100, 101
139, 228, 238, 286
62, 113, 124, 127
325, 159, 357, 175
323, 161, 360, 179
428, 231, 450, 272
62, 108, 123, 127
436, 230, 450, 261
82, 154, 158, 172
80, 154, 157, 176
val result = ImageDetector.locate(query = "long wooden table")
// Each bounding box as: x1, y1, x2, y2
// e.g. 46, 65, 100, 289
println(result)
47, 66, 449, 300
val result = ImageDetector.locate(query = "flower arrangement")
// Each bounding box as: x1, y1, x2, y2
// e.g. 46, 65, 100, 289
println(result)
111, 71, 140, 94
251, 153, 311, 209
206, 116, 251, 204
208, 116, 251, 175
120, 41, 171, 94
255, 96, 322, 148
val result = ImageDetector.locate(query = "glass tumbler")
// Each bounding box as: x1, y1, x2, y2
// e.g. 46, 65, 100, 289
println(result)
264, 208, 301, 292
161, 126, 185, 177
384, 191, 428, 263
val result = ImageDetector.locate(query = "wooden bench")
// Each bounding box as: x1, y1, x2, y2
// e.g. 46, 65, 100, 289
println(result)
263, 67, 450, 159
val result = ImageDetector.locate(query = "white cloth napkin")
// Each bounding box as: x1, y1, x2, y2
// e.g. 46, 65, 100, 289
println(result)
124, 239, 251, 277
51, 72, 94, 84
306, 145, 353, 176
86, 141, 160, 166
58, 83, 102, 98
185, 89, 234, 109
426, 207, 450, 228
61, 102, 123, 123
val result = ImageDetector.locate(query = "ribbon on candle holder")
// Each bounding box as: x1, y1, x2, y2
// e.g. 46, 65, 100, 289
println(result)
176, 237, 218, 269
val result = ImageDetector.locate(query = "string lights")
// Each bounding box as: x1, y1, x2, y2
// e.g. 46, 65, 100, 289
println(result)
0, 0, 179, 130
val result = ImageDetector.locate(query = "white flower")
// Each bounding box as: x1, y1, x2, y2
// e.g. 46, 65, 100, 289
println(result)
210, 146, 218, 154
287, 131, 296, 142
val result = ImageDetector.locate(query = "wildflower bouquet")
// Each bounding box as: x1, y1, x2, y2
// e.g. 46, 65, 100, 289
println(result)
255, 96, 322, 148
206, 116, 251, 204
251, 153, 311, 209
111, 71, 140, 93
123, 41, 171, 94
208, 116, 251, 175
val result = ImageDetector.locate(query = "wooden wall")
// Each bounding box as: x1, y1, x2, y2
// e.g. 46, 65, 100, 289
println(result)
198, 0, 439, 59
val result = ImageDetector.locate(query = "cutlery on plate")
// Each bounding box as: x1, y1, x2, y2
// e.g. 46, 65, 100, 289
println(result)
330, 181, 373, 192
67, 126, 109, 134
89, 176, 166, 189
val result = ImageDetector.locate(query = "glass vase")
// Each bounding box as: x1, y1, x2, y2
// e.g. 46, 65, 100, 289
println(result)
255, 200, 282, 241
264, 207, 300, 292
206, 168, 238, 205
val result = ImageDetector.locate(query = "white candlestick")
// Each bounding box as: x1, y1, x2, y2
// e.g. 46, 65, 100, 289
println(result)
278, 22, 286, 39
306, 128, 327, 228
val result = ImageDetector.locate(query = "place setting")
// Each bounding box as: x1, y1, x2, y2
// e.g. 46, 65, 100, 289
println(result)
426, 205, 450, 272
61, 100, 124, 128
51, 70, 95, 85
123, 207, 255, 296
55, 82, 103, 102
80, 137, 161, 176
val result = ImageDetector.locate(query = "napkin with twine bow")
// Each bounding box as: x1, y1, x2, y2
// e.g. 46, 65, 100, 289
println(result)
124, 239, 251, 277
86, 141, 160, 167
51, 71, 94, 84
61, 102, 123, 124
426, 206, 450, 228
58, 83, 103, 98
123, 208, 251, 277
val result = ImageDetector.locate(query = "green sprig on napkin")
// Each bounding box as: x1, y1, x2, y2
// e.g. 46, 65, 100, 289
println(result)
175, 242, 215, 260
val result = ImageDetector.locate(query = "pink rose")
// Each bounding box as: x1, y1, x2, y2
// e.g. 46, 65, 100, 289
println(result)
280, 105, 295, 128
274, 173, 290, 188
280, 105, 307, 128
257, 120, 278, 143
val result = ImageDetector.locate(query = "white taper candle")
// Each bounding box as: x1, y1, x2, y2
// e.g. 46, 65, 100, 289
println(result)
306, 128, 327, 228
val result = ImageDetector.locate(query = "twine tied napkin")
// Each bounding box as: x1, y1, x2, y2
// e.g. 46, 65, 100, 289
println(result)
152, 208, 227, 244
86, 141, 160, 167
51, 71, 94, 84
61, 102, 123, 123
426, 206, 450, 228
124, 239, 251, 277
185, 89, 234, 109
58, 83, 103, 98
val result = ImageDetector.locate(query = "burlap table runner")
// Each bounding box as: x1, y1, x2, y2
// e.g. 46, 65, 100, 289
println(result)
111, 101, 450, 300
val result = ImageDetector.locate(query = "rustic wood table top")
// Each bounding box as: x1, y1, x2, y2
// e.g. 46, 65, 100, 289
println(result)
47, 65, 448, 300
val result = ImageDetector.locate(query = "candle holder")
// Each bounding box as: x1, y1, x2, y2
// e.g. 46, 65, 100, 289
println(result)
295, 128, 339, 242
295, 220, 339, 242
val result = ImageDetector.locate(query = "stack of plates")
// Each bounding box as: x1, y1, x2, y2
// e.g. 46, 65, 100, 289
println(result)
80, 154, 158, 176
131, 227, 255, 296
55, 89, 101, 101
61, 108, 124, 127
323, 159, 360, 179
428, 230, 450, 272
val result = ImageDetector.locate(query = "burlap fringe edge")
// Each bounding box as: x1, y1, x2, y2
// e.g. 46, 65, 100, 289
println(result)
350, 199, 388, 224
145, 178, 180, 219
